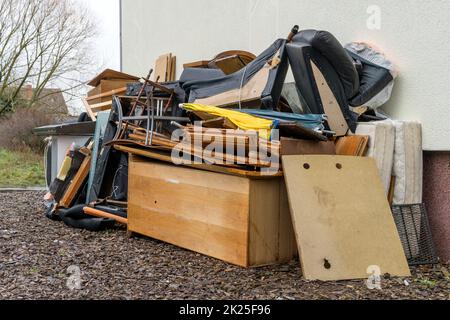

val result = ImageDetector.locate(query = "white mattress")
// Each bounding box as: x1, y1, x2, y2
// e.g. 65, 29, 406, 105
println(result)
355, 120, 396, 195
392, 121, 423, 205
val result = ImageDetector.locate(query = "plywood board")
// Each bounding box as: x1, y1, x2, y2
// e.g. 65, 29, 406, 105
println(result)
154, 53, 171, 82
282, 155, 410, 280
335, 135, 369, 156
311, 61, 349, 137
59, 155, 91, 208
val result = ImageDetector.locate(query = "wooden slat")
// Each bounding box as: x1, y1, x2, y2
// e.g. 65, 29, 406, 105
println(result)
89, 100, 113, 113
85, 87, 127, 102
84, 207, 128, 225
59, 155, 91, 208
82, 98, 97, 121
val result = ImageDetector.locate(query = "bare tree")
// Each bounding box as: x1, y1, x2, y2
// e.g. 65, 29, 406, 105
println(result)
0, 0, 96, 115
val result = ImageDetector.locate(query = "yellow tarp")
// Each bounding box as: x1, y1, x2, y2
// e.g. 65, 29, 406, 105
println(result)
182, 103, 275, 140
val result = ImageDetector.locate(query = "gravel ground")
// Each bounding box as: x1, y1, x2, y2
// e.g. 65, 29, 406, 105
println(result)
0, 191, 448, 300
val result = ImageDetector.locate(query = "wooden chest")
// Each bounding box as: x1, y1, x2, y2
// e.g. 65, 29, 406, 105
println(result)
128, 156, 297, 267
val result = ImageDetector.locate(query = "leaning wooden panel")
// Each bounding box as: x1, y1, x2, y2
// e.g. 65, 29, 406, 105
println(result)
59, 155, 91, 208
128, 157, 250, 267
282, 155, 410, 280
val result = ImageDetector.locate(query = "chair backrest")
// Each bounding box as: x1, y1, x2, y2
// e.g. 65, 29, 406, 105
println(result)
287, 30, 359, 135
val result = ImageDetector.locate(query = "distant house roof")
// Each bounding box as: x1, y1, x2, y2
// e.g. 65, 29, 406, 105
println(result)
21, 85, 68, 115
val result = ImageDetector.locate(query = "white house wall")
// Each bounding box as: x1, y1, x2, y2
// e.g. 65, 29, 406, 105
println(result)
121, 0, 450, 151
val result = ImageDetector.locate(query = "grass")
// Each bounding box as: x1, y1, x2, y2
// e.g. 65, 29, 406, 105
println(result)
0, 148, 45, 188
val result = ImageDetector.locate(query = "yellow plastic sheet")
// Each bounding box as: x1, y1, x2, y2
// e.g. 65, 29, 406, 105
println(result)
183, 103, 275, 140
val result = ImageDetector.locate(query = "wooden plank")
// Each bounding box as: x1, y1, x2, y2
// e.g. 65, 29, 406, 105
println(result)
59, 155, 91, 208
89, 100, 113, 113
311, 61, 349, 137
170, 56, 176, 81
82, 98, 97, 121
85, 87, 127, 102
128, 157, 250, 266
84, 207, 128, 225
335, 135, 369, 156
154, 53, 171, 82
88, 80, 135, 104
282, 155, 410, 280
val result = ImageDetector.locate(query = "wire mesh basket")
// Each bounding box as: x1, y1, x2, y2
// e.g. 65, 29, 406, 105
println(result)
391, 204, 438, 266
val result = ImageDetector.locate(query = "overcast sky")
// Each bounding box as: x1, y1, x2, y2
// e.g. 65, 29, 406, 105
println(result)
66, 0, 120, 114
75, 0, 121, 70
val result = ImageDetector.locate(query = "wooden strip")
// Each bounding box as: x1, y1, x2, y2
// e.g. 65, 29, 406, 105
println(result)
84, 207, 128, 225
170, 56, 176, 81
82, 98, 97, 121
89, 100, 113, 112
59, 155, 91, 208
85, 87, 127, 102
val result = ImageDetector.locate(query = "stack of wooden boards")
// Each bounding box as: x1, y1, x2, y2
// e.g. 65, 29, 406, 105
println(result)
83, 69, 139, 120
153, 53, 176, 82
82, 57, 177, 121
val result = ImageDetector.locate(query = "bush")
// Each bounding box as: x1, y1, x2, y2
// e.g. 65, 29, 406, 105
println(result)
0, 107, 56, 153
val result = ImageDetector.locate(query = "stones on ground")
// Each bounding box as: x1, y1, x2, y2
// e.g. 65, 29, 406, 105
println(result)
0, 191, 448, 300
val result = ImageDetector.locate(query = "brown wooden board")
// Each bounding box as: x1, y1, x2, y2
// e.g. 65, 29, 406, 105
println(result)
282, 155, 410, 280
335, 135, 369, 156
154, 53, 171, 82
59, 155, 91, 208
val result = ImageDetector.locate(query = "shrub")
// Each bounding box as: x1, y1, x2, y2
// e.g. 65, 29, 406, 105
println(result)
0, 107, 56, 154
